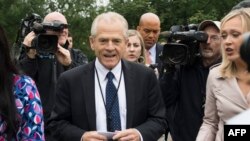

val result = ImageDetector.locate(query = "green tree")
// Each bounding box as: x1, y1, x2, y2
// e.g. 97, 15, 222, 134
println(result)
0, 0, 245, 61
109, 0, 156, 29
41, 0, 107, 60
0, 0, 46, 43
150, 0, 242, 30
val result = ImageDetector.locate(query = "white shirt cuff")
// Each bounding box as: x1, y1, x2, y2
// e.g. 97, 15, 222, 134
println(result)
134, 128, 143, 141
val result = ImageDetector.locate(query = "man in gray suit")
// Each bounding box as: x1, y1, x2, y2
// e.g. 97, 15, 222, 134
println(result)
48, 11, 166, 141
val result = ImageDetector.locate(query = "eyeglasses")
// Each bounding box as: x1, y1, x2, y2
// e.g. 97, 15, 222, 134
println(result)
209, 35, 220, 42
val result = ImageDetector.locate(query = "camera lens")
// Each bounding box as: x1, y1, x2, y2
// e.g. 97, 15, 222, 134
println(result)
163, 43, 188, 64
36, 34, 58, 54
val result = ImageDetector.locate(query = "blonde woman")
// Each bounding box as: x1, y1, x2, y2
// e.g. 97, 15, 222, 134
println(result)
123, 29, 161, 78
123, 29, 146, 64
196, 8, 250, 141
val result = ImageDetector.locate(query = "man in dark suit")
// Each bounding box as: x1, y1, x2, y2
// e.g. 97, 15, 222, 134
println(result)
48, 11, 166, 141
137, 12, 163, 72
137, 12, 166, 139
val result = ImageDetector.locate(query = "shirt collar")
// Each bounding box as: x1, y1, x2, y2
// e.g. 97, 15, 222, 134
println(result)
148, 44, 156, 64
149, 44, 156, 54
95, 58, 122, 81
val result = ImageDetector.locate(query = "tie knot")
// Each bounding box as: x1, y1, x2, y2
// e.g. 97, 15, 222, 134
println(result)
106, 72, 114, 81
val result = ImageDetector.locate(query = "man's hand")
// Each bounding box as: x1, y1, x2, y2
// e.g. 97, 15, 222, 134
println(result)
55, 45, 72, 66
81, 131, 108, 141
113, 129, 141, 141
23, 31, 37, 59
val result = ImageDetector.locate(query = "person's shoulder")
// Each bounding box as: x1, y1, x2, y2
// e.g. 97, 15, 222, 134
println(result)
209, 62, 221, 71
209, 63, 221, 73
208, 63, 223, 79
13, 74, 40, 100
156, 43, 164, 50
61, 61, 93, 77
71, 48, 84, 54
14, 74, 35, 85
125, 60, 150, 69
70, 48, 88, 58
156, 43, 163, 47
123, 60, 155, 75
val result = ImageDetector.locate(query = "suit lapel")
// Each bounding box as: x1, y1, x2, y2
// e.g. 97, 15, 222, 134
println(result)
231, 77, 249, 108
122, 60, 135, 128
155, 43, 163, 64
217, 77, 248, 109
83, 61, 96, 130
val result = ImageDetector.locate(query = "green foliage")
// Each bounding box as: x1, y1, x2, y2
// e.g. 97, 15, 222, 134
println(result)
109, 0, 156, 29
188, 9, 219, 24
0, 0, 245, 61
0, 0, 45, 44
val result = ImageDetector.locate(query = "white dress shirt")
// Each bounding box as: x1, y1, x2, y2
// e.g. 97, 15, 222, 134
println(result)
94, 58, 127, 132
148, 44, 157, 64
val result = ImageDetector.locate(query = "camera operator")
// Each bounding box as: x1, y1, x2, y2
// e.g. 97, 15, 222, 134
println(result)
18, 11, 87, 140
161, 20, 222, 141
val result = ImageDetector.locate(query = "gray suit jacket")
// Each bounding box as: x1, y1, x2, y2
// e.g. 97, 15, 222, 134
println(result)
48, 59, 167, 141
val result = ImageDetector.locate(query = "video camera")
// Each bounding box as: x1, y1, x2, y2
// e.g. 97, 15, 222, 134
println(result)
160, 24, 208, 66
16, 13, 68, 58
31, 21, 69, 55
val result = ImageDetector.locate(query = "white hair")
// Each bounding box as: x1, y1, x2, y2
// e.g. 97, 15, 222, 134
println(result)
90, 12, 128, 38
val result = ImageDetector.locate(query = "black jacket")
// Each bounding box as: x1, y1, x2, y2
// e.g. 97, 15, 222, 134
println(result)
161, 58, 221, 141
19, 49, 88, 124
48, 60, 167, 141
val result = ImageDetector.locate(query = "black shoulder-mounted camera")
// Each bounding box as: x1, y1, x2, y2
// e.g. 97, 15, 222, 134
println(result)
160, 24, 208, 66
32, 21, 68, 34
31, 21, 68, 55
18, 13, 68, 57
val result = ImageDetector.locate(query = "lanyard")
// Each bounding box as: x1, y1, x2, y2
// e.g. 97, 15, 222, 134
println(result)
94, 67, 123, 114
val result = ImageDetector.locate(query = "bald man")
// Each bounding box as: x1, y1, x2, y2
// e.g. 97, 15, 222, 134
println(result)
137, 12, 166, 140
137, 13, 163, 66
19, 11, 87, 140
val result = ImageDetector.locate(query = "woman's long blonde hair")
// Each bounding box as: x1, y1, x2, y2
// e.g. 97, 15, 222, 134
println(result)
220, 8, 250, 78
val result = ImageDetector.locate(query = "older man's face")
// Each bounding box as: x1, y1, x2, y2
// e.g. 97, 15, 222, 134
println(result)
137, 20, 160, 50
200, 26, 221, 59
89, 20, 128, 70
